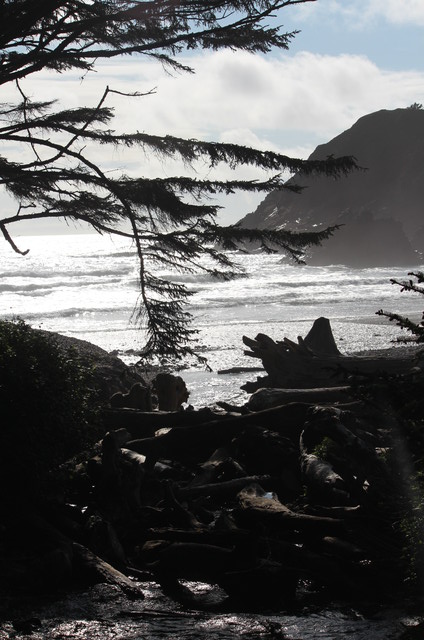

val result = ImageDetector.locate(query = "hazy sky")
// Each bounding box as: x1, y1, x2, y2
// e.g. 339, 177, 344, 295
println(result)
3, 0, 424, 236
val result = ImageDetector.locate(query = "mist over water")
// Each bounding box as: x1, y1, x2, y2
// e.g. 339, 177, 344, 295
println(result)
1, 233, 423, 406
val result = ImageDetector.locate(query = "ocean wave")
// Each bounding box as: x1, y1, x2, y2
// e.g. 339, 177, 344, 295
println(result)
93, 251, 136, 259
155, 270, 247, 284
0, 283, 61, 293
0, 275, 130, 294
81, 267, 132, 277
1, 305, 133, 320
3, 265, 131, 279
61, 326, 138, 334
258, 275, 392, 290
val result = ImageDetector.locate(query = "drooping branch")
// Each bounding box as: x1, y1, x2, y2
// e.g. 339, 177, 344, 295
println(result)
0, 0, 362, 359
0, 221, 30, 255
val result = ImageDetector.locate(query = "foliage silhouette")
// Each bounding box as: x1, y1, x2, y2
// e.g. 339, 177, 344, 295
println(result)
377, 271, 424, 343
0, 1, 358, 358
0, 318, 95, 502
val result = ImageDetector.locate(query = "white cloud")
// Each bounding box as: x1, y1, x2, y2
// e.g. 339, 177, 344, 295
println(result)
121, 49, 423, 142
291, 0, 424, 28
366, 0, 424, 25
13, 49, 424, 148
3, 48, 424, 227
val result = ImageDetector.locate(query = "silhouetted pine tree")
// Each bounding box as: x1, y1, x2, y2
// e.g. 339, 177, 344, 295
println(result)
0, 1, 358, 358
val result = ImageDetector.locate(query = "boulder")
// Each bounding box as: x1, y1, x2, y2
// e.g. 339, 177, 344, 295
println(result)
37, 330, 146, 403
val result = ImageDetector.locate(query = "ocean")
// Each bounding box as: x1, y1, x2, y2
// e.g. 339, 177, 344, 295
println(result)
1, 232, 423, 407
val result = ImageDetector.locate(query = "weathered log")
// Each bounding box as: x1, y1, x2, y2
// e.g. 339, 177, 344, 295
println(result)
126, 423, 239, 464
300, 406, 389, 507
110, 382, 153, 410
217, 366, 264, 375
300, 452, 350, 506
189, 446, 245, 487
242, 317, 420, 390
84, 513, 128, 566
146, 541, 235, 582
124, 402, 313, 463
177, 475, 272, 501
215, 400, 249, 413
101, 406, 227, 436
247, 386, 354, 411
120, 447, 147, 467
162, 481, 203, 530
105, 402, 314, 449
89, 431, 148, 518
139, 526, 361, 590
302, 316, 342, 356
301, 406, 376, 461
299, 410, 352, 506
144, 539, 297, 607
234, 483, 345, 537
152, 373, 189, 411
73, 542, 144, 599
1, 513, 144, 598
316, 535, 365, 560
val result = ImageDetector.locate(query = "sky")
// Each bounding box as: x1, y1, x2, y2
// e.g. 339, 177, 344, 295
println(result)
2, 0, 424, 235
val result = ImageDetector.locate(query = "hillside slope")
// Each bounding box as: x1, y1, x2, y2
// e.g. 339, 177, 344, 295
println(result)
238, 108, 424, 266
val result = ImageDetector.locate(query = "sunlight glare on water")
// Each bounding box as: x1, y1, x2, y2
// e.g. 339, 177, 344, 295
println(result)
1, 233, 423, 406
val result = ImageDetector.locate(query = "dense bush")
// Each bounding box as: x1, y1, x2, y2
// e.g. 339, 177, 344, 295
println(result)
0, 319, 95, 502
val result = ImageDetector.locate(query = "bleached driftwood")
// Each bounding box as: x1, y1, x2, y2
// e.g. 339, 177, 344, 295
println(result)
242, 316, 419, 391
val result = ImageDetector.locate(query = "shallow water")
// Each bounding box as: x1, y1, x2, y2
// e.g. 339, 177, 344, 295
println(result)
2, 582, 421, 640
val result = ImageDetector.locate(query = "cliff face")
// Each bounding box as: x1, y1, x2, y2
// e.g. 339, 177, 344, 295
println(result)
238, 108, 424, 266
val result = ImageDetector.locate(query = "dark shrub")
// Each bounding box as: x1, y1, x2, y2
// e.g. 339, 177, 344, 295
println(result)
0, 319, 95, 502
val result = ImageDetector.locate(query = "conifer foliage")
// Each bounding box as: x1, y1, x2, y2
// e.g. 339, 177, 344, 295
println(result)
0, 1, 358, 357
377, 271, 424, 343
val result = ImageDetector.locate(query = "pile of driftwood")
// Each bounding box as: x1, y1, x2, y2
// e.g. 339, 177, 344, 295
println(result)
242, 316, 421, 394
3, 318, 421, 611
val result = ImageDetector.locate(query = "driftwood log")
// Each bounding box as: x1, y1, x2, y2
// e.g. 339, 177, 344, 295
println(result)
102, 402, 314, 453
242, 316, 422, 392
247, 386, 354, 411
73, 542, 145, 599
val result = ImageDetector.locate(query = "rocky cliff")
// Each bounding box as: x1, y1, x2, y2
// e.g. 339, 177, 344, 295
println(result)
238, 108, 424, 266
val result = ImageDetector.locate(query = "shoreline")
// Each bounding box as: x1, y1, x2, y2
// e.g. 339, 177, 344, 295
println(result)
40, 326, 424, 409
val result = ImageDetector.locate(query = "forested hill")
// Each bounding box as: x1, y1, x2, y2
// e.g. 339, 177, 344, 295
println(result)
238, 107, 424, 266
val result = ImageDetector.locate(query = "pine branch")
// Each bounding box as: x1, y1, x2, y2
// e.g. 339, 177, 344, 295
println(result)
376, 272, 424, 344
390, 274, 424, 297
0, 0, 365, 360
0, 1, 314, 84
376, 309, 424, 343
